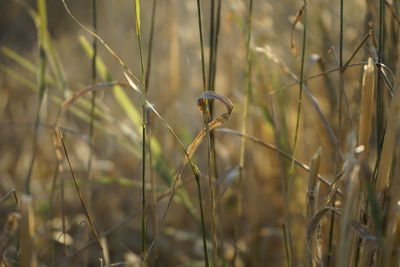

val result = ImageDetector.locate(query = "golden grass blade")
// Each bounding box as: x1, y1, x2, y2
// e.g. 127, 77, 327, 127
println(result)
134, 0, 141, 36
378, 131, 400, 266
306, 206, 342, 265
305, 147, 322, 267
307, 147, 322, 219
358, 57, 375, 160
336, 162, 361, 267
19, 195, 38, 267
376, 61, 400, 194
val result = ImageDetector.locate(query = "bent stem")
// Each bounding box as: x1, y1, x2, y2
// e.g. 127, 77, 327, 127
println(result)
195, 172, 210, 267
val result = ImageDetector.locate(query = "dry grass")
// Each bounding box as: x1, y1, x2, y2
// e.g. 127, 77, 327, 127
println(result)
1, 0, 400, 266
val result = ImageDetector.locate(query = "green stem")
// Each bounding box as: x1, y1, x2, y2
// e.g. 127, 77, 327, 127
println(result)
144, 0, 157, 92
134, 0, 147, 261
376, 0, 386, 155
195, 174, 210, 267
145, 0, 158, 264
288, 1, 307, 264
196, 0, 207, 91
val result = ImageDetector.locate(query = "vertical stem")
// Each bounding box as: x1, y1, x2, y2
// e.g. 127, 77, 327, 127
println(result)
195, 174, 210, 267
57, 125, 104, 259
376, 0, 385, 155
203, 107, 217, 266
196, 0, 207, 92
61, 172, 66, 256
208, 0, 215, 89
87, 0, 97, 212
327, 1, 344, 265
196, 1, 211, 265
288, 1, 307, 264
282, 224, 291, 267
145, 0, 157, 92
134, 0, 147, 262
25, 0, 48, 194
234, 0, 253, 265
86, 0, 97, 264
211, 0, 222, 92
145, 0, 158, 264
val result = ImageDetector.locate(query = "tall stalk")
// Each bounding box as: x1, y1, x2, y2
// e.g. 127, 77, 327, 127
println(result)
145, 0, 158, 264
196, 173, 210, 267
376, 0, 385, 155
235, 0, 253, 265
196, 0, 207, 92
87, 0, 97, 186
204, 108, 217, 266
327, 0, 344, 265
145, 0, 157, 92
196, 1, 210, 266
206, 0, 223, 265
288, 0, 307, 264
134, 0, 147, 263
25, 0, 48, 194
85, 0, 97, 265
208, 0, 215, 92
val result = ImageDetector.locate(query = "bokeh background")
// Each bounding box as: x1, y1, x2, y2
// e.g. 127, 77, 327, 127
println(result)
1, 0, 396, 266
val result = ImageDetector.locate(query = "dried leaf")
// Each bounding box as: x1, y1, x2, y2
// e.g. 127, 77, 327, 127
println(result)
290, 6, 304, 57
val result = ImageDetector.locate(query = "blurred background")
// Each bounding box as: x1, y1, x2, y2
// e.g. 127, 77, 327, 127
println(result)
0, 0, 395, 266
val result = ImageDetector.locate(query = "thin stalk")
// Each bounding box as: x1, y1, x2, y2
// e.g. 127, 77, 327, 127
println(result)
196, 0, 207, 91
87, 0, 97, 214
289, 0, 307, 195
204, 0, 222, 169
200, 99, 218, 266
282, 224, 291, 267
211, 0, 222, 92
203, 107, 217, 266
196, 174, 210, 267
148, 127, 159, 266
56, 124, 104, 260
207, 1, 223, 265
339, 0, 344, 70
61, 173, 67, 256
210, 0, 223, 240
235, 0, 253, 265
145, 0, 158, 264
25, 0, 48, 194
196, 2, 212, 265
376, 0, 386, 154
287, 1, 307, 264
208, 0, 215, 91
144, 0, 157, 92
49, 161, 59, 265
85, 1, 97, 265
328, 0, 344, 265
134, 0, 147, 262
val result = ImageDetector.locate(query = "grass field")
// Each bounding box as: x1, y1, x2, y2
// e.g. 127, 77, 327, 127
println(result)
1, 0, 400, 266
